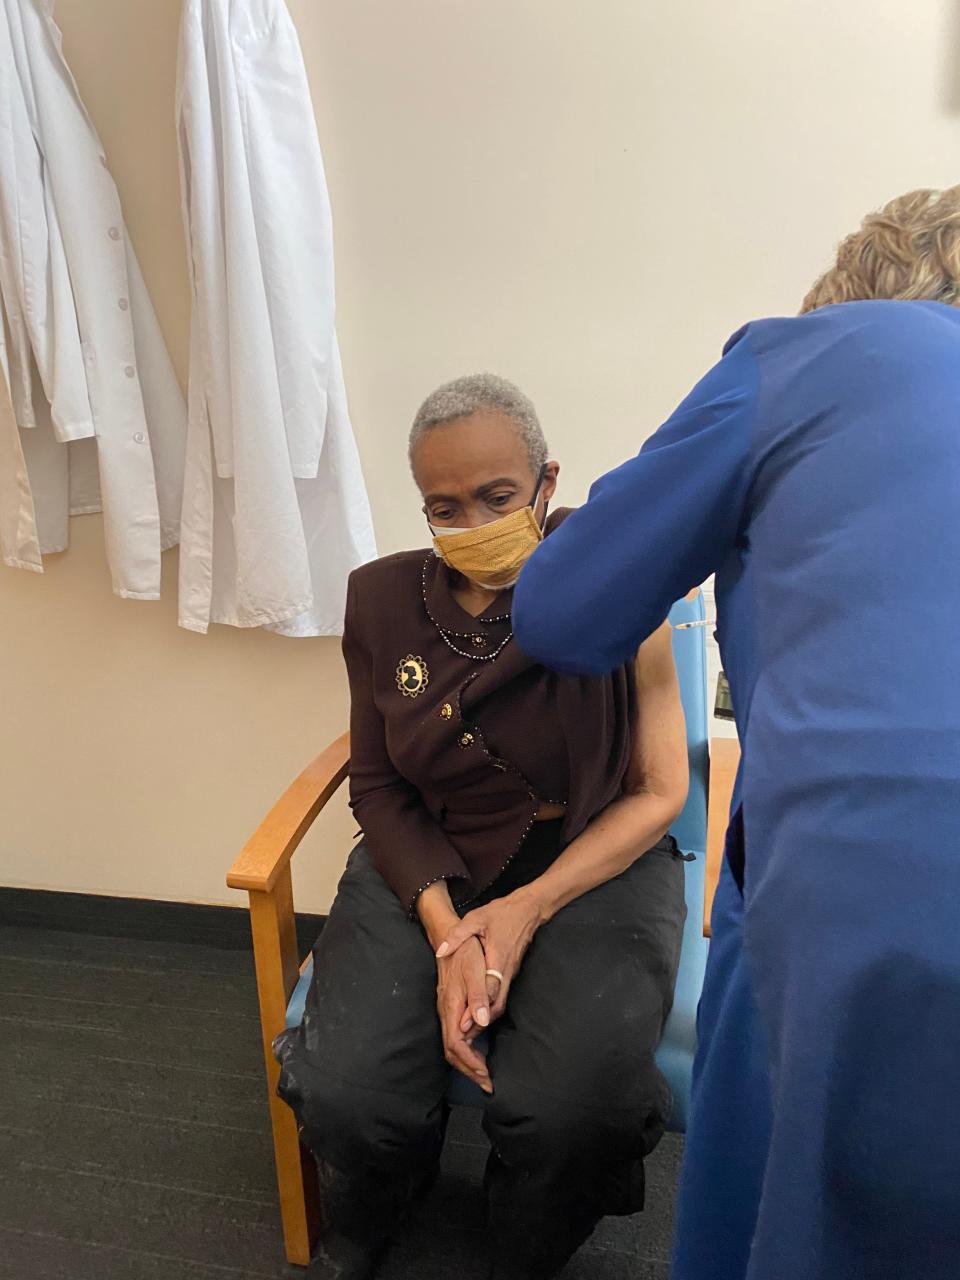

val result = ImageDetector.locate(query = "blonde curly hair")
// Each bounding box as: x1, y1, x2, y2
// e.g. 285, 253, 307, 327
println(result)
801, 186, 960, 313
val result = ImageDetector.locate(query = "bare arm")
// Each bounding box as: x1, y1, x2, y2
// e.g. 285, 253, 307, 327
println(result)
521, 620, 688, 921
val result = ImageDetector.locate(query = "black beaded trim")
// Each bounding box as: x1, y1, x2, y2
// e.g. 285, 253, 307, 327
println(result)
437, 629, 513, 662
419, 555, 514, 655
407, 872, 455, 919
449, 677, 541, 908
455, 794, 540, 910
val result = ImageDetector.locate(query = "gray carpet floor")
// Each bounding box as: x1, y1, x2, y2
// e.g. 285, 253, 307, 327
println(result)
0, 922, 681, 1279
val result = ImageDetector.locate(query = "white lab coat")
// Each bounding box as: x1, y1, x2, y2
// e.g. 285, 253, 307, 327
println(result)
176, 0, 376, 635
0, 0, 186, 598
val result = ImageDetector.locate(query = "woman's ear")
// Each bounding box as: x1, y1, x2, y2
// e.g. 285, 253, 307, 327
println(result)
542, 461, 560, 504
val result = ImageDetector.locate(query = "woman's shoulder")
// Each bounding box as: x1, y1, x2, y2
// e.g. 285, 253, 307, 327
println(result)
348, 548, 429, 611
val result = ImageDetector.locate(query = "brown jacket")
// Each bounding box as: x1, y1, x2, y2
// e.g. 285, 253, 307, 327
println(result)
342, 512, 634, 912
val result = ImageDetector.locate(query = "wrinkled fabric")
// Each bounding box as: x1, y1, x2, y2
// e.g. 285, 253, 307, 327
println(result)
0, 0, 186, 597
175, 0, 376, 635
0, 342, 40, 572
514, 300, 960, 1280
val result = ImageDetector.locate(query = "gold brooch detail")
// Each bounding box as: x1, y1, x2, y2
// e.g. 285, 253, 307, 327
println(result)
397, 655, 429, 698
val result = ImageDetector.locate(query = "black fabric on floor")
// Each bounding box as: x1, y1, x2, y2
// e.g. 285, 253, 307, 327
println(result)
0, 922, 681, 1279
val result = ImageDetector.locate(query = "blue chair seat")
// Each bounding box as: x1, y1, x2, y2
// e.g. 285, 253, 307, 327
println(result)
286, 594, 710, 1132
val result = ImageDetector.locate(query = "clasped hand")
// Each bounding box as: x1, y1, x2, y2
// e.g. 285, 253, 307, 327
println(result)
434, 889, 545, 1094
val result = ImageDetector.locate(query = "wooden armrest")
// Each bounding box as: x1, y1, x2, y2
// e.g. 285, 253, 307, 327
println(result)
228, 740, 346, 1265
226, 733, 350, 893
705, 736, 740, 938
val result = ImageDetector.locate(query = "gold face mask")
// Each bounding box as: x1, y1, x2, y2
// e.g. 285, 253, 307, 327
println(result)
430, 467, 548, 591
432, 504, 544, 591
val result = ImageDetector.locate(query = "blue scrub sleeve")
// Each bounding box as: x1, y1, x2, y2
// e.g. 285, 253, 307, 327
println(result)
513, 331, 759, 674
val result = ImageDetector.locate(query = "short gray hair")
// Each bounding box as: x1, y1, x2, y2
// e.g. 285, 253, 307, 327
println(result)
409, 373, 548, 474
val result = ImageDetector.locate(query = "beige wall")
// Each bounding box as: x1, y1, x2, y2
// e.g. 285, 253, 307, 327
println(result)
1, 0, 958, 910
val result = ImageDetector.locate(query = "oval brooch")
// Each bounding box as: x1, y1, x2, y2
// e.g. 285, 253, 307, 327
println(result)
396, 654, 429, 698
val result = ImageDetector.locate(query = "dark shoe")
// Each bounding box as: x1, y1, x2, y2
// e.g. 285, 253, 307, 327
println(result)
307, 1229, 387, 1279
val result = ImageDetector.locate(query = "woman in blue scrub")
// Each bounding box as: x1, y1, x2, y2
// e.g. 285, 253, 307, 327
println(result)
512, 187, 960, 1280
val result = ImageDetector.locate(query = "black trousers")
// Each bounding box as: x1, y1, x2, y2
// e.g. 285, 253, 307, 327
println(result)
275, 823, 686, 1277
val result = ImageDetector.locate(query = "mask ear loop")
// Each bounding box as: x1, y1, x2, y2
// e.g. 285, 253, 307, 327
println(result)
530, 464, 549, 528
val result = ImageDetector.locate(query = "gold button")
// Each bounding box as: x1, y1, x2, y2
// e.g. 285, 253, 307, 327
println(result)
459, 732, 475, 748
440, 703, 453, 720
472, 634, 486, 647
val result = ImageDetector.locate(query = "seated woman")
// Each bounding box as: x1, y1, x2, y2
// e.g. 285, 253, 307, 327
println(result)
275, 374, 690, 1280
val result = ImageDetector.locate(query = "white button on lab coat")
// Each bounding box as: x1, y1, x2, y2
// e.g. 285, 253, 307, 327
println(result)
0, 0, 186, 599
176, 0, 376, 635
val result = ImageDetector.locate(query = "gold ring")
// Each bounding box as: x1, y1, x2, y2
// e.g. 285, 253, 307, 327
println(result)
485, 968, 504, 983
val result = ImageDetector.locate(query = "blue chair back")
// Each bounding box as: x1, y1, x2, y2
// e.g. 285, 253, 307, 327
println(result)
288, 595, 711, 1129
656, 593, 710, 1131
